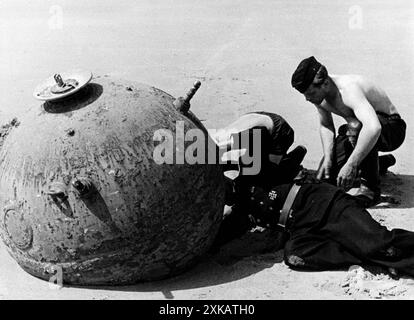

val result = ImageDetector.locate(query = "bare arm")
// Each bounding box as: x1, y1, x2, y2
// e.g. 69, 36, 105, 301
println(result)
317, 107, 336, 160
315, 107, 336, 180
343, 86, 381, 166
335, 84, 381, 189
225, 113, 274, 133
213, 113, 274, 148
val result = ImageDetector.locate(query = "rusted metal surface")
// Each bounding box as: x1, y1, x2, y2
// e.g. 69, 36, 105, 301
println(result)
0, 76, 225, 285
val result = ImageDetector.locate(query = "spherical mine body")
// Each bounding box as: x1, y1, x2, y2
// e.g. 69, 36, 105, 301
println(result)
0, 76, 224, 285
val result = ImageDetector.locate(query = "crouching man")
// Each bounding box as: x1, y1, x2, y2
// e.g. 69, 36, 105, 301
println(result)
291, 56, 406, 207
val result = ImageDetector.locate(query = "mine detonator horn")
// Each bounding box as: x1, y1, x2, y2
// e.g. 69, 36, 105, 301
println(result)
185, 80, 201, 102
174, 80, 201, 114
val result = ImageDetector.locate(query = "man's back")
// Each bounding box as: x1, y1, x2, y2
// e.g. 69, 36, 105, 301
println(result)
329, 74, 399, 116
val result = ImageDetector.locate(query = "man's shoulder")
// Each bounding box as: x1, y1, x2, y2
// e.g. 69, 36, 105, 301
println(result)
332, 74, 367, 89
334, 75, 371, 103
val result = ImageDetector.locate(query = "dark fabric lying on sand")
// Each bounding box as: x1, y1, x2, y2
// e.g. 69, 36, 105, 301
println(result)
215, 181, 414, 277
280, 182, 414, 276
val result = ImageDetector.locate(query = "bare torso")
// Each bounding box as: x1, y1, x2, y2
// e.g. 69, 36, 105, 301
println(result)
318, 74, 398, 122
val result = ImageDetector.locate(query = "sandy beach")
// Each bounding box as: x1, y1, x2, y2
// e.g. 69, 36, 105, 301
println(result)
0, 0, 414, 300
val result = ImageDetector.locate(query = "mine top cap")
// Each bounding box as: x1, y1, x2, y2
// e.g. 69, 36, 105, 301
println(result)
33, 69, 93, 101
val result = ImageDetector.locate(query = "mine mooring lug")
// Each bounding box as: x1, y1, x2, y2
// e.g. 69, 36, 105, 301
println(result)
54, 74, 65, 87
50, 73, 78, 94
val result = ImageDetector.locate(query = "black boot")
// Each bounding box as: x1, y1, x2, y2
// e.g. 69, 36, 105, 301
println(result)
379, 154, 396, 175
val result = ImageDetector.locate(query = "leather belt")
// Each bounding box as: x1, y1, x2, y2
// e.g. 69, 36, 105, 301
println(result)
277, 183, 301, 228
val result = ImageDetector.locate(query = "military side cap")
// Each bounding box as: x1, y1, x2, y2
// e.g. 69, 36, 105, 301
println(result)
291, 56, 322, 93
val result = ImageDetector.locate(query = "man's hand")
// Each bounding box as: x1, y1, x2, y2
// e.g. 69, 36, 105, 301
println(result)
316, 157, 333, 181
336, 161, 358, 190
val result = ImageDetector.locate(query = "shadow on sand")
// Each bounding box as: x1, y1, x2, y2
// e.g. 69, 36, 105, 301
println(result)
68, 230, 286, 298
374, 172, 414, 209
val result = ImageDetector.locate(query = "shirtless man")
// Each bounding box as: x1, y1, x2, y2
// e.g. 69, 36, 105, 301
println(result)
291, 56, 406, 206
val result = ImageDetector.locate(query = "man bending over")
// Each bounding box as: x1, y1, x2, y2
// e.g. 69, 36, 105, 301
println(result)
291, 56, 406, 206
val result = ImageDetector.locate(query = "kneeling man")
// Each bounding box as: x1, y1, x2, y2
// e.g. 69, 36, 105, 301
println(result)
291, 56, 406, 206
